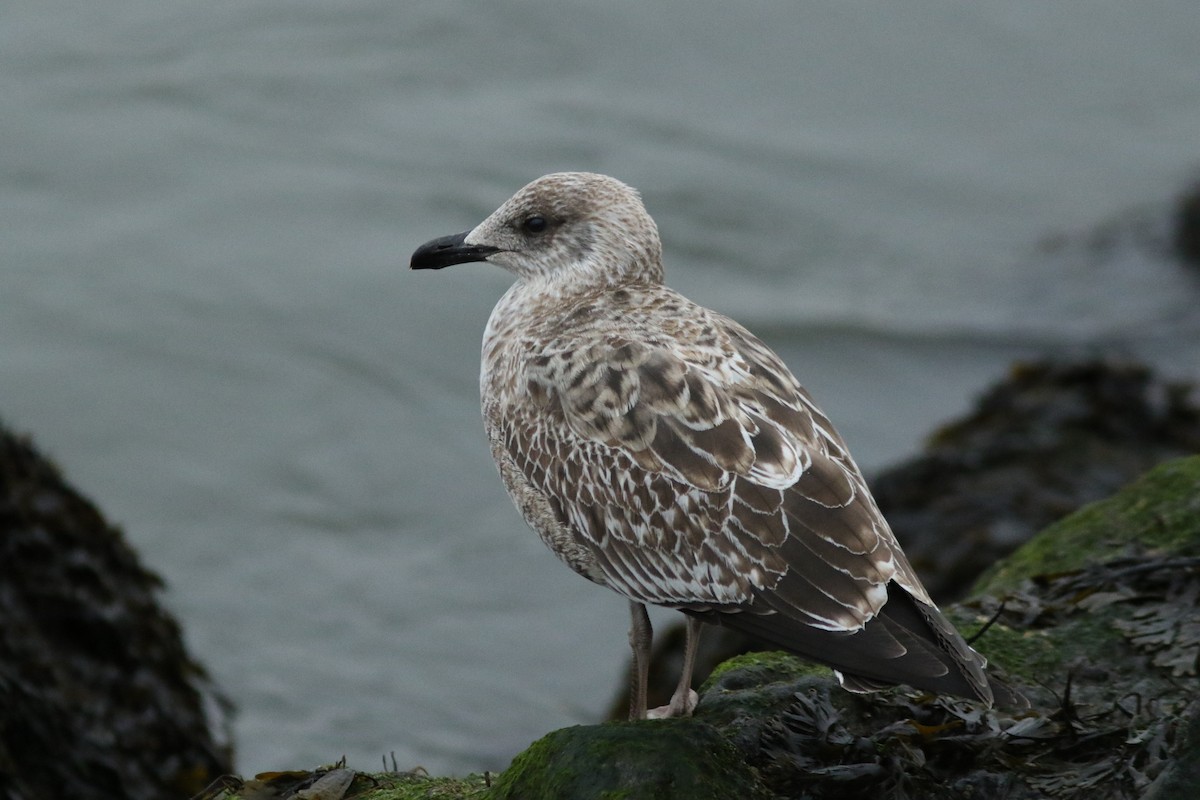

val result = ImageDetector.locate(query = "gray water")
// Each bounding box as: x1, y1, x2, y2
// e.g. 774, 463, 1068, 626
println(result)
4, 0, 1200, 777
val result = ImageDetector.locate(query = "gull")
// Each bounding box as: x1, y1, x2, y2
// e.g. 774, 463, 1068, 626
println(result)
411, 172, 1017, 719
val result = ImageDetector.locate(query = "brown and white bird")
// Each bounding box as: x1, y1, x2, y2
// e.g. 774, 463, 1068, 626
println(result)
411, 172, 1017, 719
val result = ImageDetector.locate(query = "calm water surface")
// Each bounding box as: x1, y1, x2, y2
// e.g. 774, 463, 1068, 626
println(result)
3, 0, 1199, 775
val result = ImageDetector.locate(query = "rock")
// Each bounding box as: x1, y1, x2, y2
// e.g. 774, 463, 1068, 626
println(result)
489, 720, 765, 800
193, 765, 493, 800
1146, 704, 1200, 800
0, 423, 233, 800
875, 358, 1200, 603
1175, 177, 1200, 267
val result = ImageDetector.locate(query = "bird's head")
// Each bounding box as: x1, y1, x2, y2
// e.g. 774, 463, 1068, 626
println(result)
411, 172, 664, 287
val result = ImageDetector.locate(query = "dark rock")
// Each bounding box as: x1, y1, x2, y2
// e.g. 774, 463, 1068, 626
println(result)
190, 764, 492, 800
872, 358, 1200, 603
1175, 178, 1200, 267
489, 720, 766, 800
1146, 703, 1200, 800
970, 450, 1200, 594
0, 423, 234, 800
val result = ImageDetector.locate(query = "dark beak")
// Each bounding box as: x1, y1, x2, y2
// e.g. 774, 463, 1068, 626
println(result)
410, 231, 501, 270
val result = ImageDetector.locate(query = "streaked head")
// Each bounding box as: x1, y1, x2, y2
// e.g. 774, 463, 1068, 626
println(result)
411, 172, 663, 286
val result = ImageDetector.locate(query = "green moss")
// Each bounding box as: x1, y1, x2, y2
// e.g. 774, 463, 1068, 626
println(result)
945, 607, 1062, 682
209, 771, 492, 800
974, 456, 1200, 596
490, 720, 765, 800
350, 772, 493, 799
699, 650, 830, 695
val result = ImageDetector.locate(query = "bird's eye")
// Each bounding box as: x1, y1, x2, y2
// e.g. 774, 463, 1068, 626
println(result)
522, 215, 549, 234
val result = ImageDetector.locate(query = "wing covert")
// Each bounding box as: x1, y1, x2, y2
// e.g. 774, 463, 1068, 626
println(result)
496, 325, 911, 622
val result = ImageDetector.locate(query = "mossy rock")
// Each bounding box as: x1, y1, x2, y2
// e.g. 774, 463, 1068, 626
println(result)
194, 767, 492, 800
956, 456, 1200, 703
489, 719, 766, 800
344, 771, 492, 799
973, 455, 1200, 596
0, 424, 234, 800
699, 649, 830, 695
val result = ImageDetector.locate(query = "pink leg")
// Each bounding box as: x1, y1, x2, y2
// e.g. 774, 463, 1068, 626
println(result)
627, 601, 653, 720
647, 615, 703, 719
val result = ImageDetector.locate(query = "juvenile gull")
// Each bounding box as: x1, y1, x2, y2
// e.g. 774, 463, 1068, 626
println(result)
411, 172, 1018, 718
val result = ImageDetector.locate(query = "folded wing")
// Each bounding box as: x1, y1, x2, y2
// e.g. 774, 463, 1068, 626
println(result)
502, 315, 998, 704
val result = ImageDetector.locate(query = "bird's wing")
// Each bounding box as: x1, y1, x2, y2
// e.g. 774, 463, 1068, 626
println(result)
499, 316, 999, 702
705, 325, 998, 702
502, 316, 920, 621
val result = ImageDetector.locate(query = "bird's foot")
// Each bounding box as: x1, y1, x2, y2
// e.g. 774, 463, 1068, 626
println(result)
645, 688, 699, 719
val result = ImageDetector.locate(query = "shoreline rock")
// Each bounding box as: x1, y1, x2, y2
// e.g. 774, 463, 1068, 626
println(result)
877, 358, 1200, 603
0, 423, 234, 800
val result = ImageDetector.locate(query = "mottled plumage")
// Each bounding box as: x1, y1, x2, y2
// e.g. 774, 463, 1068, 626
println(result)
411, 172, 1019, 718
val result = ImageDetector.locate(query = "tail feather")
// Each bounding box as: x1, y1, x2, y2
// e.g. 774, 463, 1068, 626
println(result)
692, 582, 1025, 708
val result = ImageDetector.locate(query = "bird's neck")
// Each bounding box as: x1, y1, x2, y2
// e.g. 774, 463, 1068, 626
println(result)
480, 269, 662, 385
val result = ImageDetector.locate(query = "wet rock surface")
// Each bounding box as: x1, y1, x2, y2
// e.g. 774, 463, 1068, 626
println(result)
0, 423, 233, 800
490, 720, 764, 800
1175, 176, 1200, 268
876, 358, 1200, 603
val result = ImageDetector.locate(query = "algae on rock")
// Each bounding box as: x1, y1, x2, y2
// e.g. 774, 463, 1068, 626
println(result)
490, 720, 764, 800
